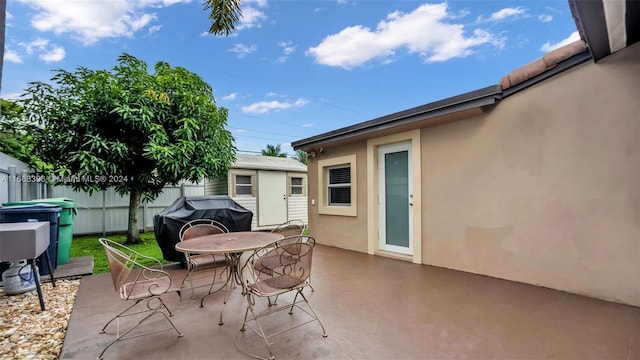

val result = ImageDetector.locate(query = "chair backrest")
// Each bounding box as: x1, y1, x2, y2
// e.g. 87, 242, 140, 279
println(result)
100, 238, 135, 292
279, 235, 315, 255
99, 238, 174, 298
271, 219, 305, 237
179, 219, 229, 242
241, 236, 315, 294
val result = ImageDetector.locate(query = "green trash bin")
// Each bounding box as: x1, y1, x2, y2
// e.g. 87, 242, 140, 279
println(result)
3, 197, 78, 265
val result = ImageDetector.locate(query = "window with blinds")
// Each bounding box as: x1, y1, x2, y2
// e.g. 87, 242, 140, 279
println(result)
328, 166, 351, 206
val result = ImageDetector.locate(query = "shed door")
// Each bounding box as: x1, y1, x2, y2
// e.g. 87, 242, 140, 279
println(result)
258, 171, 287, 226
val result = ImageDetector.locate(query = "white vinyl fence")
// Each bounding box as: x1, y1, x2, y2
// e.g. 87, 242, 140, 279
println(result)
1, 151, 205, 235
0, 152, 37, 204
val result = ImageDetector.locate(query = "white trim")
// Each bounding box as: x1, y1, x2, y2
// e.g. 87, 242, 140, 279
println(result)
603, 0, 627, 53
317, 154, 357, 217
378, 142, 413, 255
367, 130, 422, 264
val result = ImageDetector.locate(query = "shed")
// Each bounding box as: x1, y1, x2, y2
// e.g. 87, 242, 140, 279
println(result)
205, 154, 307, 230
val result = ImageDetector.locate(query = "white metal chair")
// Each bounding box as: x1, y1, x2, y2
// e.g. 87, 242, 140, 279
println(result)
236, 236, 327, 360
178, 219, 231, 298
98, 238, 183, 360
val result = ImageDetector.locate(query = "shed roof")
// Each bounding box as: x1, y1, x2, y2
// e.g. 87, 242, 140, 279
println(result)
232, 154, 306, 172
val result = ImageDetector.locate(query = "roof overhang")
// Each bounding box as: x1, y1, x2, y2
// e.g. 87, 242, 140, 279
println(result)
569, 0, 640, 61
292, 85, 502, 151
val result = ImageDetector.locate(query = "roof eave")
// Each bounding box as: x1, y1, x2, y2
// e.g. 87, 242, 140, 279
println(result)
292, 85, 502, 151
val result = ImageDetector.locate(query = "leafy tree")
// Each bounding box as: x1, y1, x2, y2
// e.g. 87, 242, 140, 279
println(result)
261, 144, 286, 158
0, 99, 51, 170
294, 149, 307, 165
21, 53, 236, 244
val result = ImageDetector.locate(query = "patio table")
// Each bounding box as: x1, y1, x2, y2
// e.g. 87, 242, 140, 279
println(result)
0, 222, 56, 311
175, 231, 283, 325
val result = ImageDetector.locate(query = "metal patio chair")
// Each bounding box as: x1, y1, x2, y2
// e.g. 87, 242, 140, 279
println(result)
270, 219, 306, 237
236, 236, 327, 360
178, 219, 231, 298
98, 238, 183, 360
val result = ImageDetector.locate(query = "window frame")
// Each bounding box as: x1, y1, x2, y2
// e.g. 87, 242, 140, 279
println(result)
288, 174, 306, 197
318, 154, 357, 216
232, 170, 256, 197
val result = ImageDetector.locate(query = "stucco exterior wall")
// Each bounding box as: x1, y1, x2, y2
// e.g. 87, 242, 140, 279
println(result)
306, 141, 369, 253
305, 43, 639, 306
422, 44, 639, 306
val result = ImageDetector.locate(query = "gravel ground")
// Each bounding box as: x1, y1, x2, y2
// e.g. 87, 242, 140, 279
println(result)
0, 279, 80, 360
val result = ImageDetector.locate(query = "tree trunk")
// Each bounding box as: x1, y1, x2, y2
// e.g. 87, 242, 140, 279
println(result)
126, 188, 142, 244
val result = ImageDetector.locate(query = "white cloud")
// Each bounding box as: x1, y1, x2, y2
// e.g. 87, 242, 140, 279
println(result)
242, 99, 310, 114
487, 7, 526, 22
301, 123, 314, 128
246, 0, 268, 7
1, 92, 24, 100
279, 41, 296, 55
139, 0, 191, 7
23, 38, 49, 55
223, 92, 239, 101
4, 50, 23, 63
540, 31, 581, 52
236, 5, 268, 31
538, 14, 553, 23
40, 46, 66, 63
229, 43, 258, 58
307, 3, 499, 69
15, 0, 189, 45
148, 25, 162, 34
12, 38, 66, 63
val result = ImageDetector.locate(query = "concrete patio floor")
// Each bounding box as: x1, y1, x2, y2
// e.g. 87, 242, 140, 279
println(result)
60, 244, 639, 360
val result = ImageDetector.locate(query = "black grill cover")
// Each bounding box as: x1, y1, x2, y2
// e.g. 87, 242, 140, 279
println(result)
153, 196, 253, 261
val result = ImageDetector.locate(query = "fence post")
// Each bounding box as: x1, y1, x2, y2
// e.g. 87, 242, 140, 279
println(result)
142, 199, 147, 233
102, 190, 107, 236
7, 165, 16, 202
21, 170, 29, 200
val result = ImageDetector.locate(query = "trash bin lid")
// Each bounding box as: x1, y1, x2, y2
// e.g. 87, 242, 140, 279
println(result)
3, 198, 77, 214
0, 204, 62, 213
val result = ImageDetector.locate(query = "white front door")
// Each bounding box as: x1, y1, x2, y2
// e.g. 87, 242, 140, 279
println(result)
378, 142, 412, 254
258, 171, 287, 226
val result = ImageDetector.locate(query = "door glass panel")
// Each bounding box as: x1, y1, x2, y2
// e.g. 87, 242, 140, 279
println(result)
384, 150, 409, 247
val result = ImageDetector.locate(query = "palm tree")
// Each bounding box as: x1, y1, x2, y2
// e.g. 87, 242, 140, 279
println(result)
294, 150, 307, 165
261, 144, 286, 158
204, 0, 243, 36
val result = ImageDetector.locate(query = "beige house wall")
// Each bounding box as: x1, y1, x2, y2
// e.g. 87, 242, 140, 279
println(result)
307, 141, 369, 253
423, 44, 639, 306
306, 43, 639, 306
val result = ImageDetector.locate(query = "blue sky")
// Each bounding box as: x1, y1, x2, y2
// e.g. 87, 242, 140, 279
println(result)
2, 0, 579, 156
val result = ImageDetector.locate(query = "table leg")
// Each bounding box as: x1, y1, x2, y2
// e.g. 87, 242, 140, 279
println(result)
30, 258, 46, 311
44, 251, 56, 287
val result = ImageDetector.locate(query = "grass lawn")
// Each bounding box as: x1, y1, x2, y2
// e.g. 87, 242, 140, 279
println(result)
71, 227, 308, 274
71, 232, 172, 274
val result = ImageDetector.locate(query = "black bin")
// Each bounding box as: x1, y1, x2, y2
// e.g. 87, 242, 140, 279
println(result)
0, 204, 61, 275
